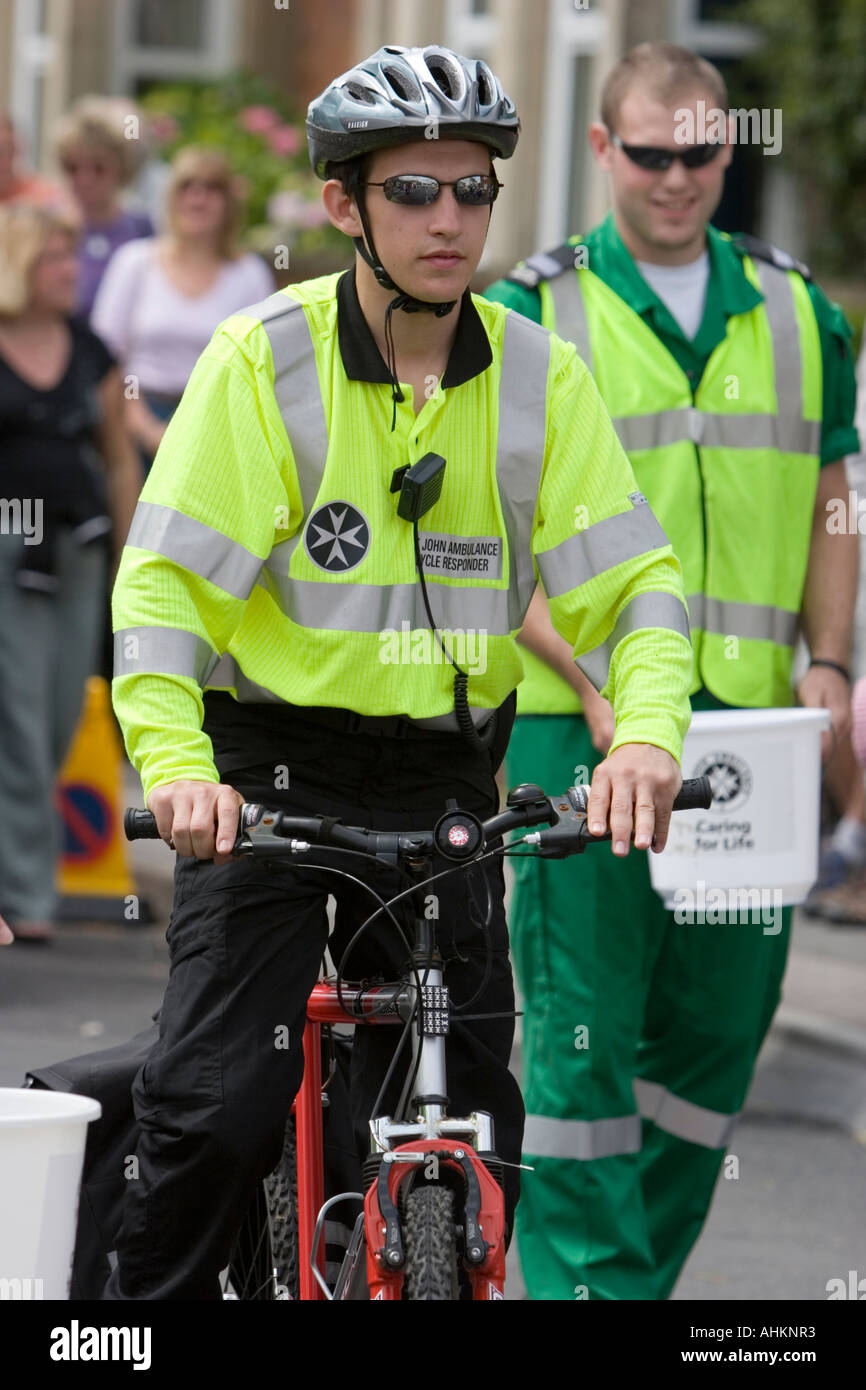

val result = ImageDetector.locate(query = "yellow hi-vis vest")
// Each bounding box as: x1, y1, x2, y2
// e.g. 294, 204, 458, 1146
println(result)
111, 273, 693, 799
517, 247, 822, 714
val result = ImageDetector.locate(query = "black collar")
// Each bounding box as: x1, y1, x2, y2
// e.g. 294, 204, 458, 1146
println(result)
336, 267, 492, 389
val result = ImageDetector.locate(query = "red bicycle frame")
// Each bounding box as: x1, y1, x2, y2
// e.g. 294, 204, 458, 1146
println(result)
291, 981, 507, 1301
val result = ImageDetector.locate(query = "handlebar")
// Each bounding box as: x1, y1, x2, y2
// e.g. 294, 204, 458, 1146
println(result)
124, 776, 713, 864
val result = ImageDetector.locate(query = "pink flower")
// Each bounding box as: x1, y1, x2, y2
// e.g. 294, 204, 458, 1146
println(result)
267, 190, 307, 224
299, 201, 329, 229
265, 124, 303, 157
239, 105, 281, 135
147, 113, 179, 144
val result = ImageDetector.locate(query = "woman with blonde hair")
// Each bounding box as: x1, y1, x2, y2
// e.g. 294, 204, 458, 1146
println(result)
92, 145, 274, 474
54, 96, 154, 319
0, 203, 140, 940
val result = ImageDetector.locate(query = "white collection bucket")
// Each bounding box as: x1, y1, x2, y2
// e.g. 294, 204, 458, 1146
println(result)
0, 1088, 101, 1300
648, 707, 831, 914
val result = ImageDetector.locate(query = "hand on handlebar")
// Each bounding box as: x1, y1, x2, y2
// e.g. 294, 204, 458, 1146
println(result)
586, 742, 682, 856
146, 779, 245, 863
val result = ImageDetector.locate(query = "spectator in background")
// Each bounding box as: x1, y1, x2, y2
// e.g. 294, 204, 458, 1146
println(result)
0, 112, 64, 209
54, 96, 153, 321
0, 204, 140, 942
92, 145, 274, 477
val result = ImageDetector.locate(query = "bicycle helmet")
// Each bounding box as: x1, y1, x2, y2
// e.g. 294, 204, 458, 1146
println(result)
306, 45, 519, 178
307, 46, 520, 433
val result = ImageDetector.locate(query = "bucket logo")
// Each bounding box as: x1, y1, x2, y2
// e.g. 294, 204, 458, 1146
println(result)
693, 751, 753, 812
304, 502, 370, 572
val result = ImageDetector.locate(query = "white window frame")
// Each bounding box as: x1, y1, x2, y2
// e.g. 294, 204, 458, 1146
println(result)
111, 0, 241, 92
670, 0, 758, 57
536, 0, 608, 247
444, 0, 497, 61
10, 0, 53, 162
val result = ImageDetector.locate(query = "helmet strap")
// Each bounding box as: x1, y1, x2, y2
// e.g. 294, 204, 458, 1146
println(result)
348, 164, 457, 429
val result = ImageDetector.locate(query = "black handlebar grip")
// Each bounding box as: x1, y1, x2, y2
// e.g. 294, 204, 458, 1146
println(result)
124, 808, 160, 840
672, 776, 713, 812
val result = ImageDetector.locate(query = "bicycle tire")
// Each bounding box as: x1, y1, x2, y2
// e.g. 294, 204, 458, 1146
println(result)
263, 1113, 300, 1299
224, 1181, 277, 1299
402, 1185, 459, 1300
223, 1114, 299, 1300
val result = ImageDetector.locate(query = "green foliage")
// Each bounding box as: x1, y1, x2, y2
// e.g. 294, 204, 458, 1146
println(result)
738, 0, 866, 275
139, 71, 344, 256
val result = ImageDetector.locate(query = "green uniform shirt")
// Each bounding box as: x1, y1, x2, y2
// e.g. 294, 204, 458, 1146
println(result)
485, 212, 858, 468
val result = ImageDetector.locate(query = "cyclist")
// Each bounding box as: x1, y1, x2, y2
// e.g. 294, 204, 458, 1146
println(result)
484, 42, 859, 1300
107, 44, 693, 1298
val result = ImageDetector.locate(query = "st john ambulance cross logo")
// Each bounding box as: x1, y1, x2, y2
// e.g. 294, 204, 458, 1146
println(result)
304, 501, 370, 572
693, 750, 753, 813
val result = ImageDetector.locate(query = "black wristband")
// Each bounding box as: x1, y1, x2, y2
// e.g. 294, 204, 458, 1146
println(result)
809, 658, 851, 682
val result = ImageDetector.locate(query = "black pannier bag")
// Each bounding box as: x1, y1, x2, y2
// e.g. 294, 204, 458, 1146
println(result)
24, 1018, 361, 1299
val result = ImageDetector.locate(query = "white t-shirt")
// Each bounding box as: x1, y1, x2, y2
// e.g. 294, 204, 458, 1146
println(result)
635, 252, 710, 341
91, 238, 275, 395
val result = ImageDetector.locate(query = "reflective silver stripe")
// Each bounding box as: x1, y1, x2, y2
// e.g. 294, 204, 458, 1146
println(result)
752, 257, 803, 439
114, 626, 218, 683
207, 654, 284, 702
687, 593, 798, 647
536, 495, 669, 600
634, 1078, 738, 1150
496, 312, 550, 631
612, 407, 700, 451
523, 1112, 642, 1160
126, 501, 263, 600
549, 271, 593, 373
263, 571, 512, 634
524, 249, 570, 280
611, 410, 819, 455
405, 706, 492, 731
576, 590, 691, 692
702, 413, 819, 454
255, 291, 328, 516
259, 300, 549, 640
205, 654, 492, 727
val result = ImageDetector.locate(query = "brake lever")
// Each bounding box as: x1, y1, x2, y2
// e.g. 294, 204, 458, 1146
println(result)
520, 787, 603, 859
233, 803, 312, 857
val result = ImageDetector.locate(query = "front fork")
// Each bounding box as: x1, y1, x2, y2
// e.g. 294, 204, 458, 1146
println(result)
363, 1137, 507, 1300
363, 953, 507, 1300
299, 923, 508, 1300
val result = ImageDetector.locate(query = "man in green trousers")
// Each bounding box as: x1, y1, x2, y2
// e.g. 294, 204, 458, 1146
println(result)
485, 42, 858, 1300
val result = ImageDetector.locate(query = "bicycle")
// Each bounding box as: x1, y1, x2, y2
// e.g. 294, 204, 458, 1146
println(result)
125, 773, 711, 1300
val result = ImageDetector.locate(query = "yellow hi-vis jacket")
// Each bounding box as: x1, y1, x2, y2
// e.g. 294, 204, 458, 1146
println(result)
111, 271, 693, 799
507, 242, 822, 713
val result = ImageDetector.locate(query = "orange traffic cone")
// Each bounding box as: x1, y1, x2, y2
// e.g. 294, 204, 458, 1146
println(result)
55, 675, 144, 923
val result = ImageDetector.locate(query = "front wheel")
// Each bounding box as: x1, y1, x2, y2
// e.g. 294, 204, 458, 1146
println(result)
402, 1185, 459, 1300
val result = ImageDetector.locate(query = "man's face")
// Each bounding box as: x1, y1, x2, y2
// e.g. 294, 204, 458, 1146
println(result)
592, 86, 732, 262
353, 139, 495, 301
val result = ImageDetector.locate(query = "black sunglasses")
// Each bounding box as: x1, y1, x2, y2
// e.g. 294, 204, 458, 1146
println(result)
361, 173, 503, 206
610, 133, 723, 171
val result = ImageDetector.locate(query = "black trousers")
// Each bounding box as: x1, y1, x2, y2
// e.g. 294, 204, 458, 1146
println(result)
103, 704, 523, 1299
